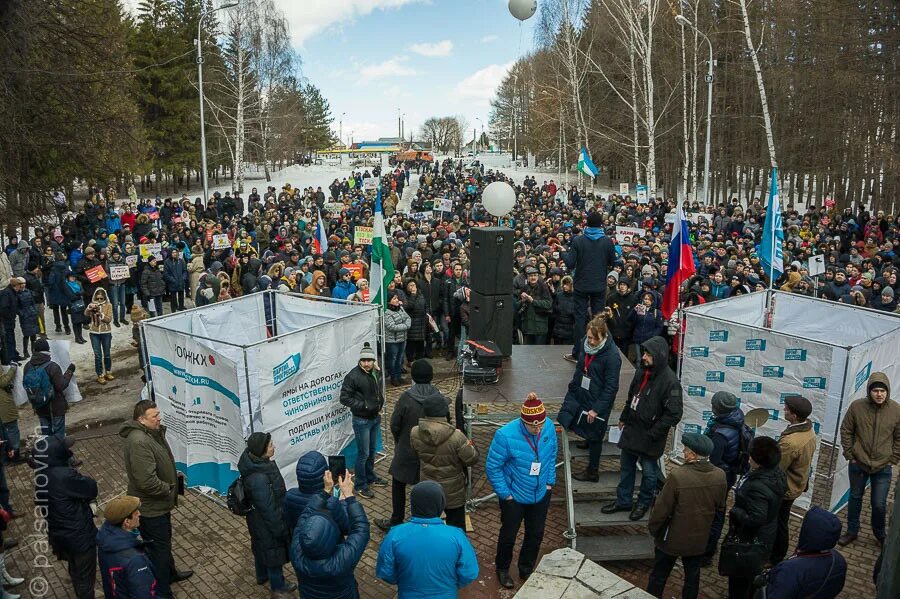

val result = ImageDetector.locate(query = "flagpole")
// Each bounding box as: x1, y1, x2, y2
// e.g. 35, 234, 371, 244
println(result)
768, 169, 776, 291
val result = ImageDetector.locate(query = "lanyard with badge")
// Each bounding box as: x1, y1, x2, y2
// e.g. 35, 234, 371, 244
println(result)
523, 426, 542, 476
581, 355, 595, 390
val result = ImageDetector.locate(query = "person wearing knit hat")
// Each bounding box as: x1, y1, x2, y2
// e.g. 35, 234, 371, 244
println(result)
98, 496, 157, 598
339, 341, 385, 499
726, 436, 786, 597
375, 480, 479, 597
238, 430, 296, 595
563, 206, 617, 363
485, 392, 557, 588
838, 371, 897, 547
646, 433, 726, 599
771, 395, 817, 564
376, 359, 449, 533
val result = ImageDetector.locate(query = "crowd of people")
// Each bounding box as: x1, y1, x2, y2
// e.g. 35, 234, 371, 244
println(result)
0, 158, 897, 598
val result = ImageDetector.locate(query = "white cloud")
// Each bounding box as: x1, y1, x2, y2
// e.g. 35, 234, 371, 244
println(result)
480, 34, 499, 44
408, 40, 453, 57
452, 62, 514, 106
343, 120, 385, 143
358, 57, 416, 82
281, 0, 427, 45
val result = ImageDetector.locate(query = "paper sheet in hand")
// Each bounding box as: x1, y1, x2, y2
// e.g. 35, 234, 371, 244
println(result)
608, 426, 622, 443
12, 340, 83, 406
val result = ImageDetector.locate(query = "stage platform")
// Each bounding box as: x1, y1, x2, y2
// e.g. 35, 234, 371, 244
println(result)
462, 344, 636, 407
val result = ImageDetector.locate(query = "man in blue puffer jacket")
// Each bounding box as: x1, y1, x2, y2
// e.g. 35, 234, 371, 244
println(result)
762, 506, 846, 598
485, 393, 557, 589
97, 495, 156, 598
376, 481, 478, 598
291, 473, 369, 599
283, 451, 350, 536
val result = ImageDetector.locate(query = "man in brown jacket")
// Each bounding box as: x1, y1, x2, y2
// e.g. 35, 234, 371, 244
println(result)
647, 433, 727, 599
771, 395, 817, 564
838, 371, 899, 546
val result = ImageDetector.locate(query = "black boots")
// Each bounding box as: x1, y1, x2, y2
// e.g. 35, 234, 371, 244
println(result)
572, 467, 600, 482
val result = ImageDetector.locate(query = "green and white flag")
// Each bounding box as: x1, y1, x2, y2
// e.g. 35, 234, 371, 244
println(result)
577, 146, 599, 178
369, 188, 395, 306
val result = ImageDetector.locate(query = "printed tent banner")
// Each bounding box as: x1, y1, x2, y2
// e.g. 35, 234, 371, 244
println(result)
675, 291, 900, 512
142, 291, 380, 493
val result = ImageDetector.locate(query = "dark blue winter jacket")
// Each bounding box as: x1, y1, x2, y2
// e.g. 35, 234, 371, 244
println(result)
557, 337, 621, 441
97, 521, 156, 598
47, 259, 71, 307
706, 408, 745, 485
162, 257, 189, 293
762, 507, 846, 599
283, 451, 350, 536
291, 492, 370, 599
628, 293, 665, 345
562, 232, 617, 294
376, 516, 479, 598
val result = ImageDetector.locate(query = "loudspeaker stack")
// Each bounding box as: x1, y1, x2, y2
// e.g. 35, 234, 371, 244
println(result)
468, 227, 514, 356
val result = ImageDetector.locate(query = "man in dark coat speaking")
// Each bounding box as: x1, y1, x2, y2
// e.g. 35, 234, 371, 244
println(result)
562, 210, 617, 362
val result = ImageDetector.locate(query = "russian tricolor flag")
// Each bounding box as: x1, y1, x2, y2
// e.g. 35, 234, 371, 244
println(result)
661, 204, 696, 319
313, 206, 328, 255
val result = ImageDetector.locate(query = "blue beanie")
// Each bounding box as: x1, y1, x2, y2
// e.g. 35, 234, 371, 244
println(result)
295, 451, 327, 494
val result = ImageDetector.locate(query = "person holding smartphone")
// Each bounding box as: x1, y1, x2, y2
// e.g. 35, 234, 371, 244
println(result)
283, 451, 350, 538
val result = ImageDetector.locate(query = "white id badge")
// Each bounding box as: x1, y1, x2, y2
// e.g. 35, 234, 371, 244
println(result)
580, 376, 591, 390
529, 462, 541, 476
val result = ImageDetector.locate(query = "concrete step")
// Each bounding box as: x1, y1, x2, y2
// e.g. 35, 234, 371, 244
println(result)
567, 439, 620, 459
576, 534, 655, 562
573, 501, 649, 527
570, 471, 641, 496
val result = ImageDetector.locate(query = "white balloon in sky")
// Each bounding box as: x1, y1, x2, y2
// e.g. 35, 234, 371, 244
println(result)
508, 0, 538, 21
482, 181, 517, 217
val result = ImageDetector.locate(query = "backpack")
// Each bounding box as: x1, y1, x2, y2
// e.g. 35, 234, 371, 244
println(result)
711, 421, 755, 476
23, 362, 54, 410
226, 476, 252, 516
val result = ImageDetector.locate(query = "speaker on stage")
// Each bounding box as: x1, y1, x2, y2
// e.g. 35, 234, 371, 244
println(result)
469, 227, 513, 296
469, 290, 513, 356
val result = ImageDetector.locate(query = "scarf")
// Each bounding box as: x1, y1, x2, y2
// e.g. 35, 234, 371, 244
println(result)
584, 226, 605, 240
583, 335, 607, 356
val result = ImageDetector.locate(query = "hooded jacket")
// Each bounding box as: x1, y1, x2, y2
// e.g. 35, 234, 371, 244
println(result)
562, 231, 617, 294
237, 448, 289, 568
839, 372, 899, 473
290, 492, 369, 599
605, 288, 637, 340
410, 417, 479, 509
24, 351, 72, 417
389, 384, 449, 485
97, 520, 156, 599
764, 507, 847, 599
628, 292, 665, 345
303, 270, 331, 298
119, 420, 178, 518
37, 436, 98, 556
383, 305, 411, 344
618, 336, 683, 459
557, 336, 621, 441
283, 451, 350, 536
87, 288, 113, 334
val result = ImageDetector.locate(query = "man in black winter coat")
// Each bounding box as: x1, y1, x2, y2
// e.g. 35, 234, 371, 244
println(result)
375, 360, 450, 532
35, 435, 98, 599
562, 211, 617, 362
339, 342, 386, 499
602, 336, 682, 522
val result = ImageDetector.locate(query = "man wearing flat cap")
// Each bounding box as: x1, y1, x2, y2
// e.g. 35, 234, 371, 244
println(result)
771, 395, 816, 564
97, 495, 156, 598
647, 433, 727, 599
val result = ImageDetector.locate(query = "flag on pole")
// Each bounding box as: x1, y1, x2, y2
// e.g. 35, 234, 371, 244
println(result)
759, 168, 784, 285
661, 203, 696, 319
577, 147, 599, 178
369, 187, 395, 306
313, 206, 328, 255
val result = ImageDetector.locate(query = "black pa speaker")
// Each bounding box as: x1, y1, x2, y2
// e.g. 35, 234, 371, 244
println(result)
469, 227, 513, 296
469, 290, 513, 357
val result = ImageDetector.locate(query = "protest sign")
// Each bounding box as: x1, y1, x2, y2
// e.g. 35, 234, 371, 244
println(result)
363, 178, 378, 191
125, 254, 138, 267
636, 184, 648, 204
324, 202, 345, 213
139, 243, 162, 260
85, 265, 107, 283
109, 265, 130, 281
615, 226, 647, 242
437, 197, 453, 213
619, 183, 629, 195
353, 226, 373, 245
345, 263, 364, 280
409, 212, 430, 221
212, 234, 230, 250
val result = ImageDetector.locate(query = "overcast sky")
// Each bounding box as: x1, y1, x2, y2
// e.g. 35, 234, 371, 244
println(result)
124, 0, 538, 145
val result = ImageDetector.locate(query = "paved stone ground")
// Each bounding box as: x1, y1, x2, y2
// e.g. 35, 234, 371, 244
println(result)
3, 364, 888, 598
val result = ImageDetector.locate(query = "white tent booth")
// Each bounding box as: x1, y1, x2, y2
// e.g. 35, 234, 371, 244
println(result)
675, 290, 900, 512
140, 291, 379, 495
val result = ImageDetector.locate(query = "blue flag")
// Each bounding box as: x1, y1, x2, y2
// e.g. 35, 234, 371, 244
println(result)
759, 168, 784, 283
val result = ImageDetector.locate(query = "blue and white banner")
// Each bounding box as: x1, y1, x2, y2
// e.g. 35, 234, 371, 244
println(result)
144, 329, 243, 495
676, 314, 836, 509
251, 308, 377, 488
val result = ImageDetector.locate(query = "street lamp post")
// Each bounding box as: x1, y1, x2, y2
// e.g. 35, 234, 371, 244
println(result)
676, 14, 714, 206
197, 1, 238, 205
